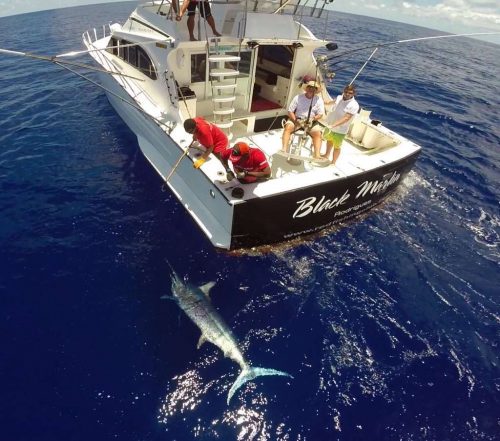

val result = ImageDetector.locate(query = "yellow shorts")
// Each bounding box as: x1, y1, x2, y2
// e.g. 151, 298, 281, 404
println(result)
322, 128, 346, 149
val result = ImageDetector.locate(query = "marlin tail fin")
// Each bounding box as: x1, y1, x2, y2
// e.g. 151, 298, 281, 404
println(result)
227, 366, 293, 404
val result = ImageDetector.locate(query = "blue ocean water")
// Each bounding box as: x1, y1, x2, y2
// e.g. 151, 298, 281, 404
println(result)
1, 2, 499, 440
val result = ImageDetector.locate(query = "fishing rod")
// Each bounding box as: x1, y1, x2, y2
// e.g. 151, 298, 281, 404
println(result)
328, 31, 500, 66
165, 140, 195, 183
0, 47, 145, 81
349, 47, 377, 85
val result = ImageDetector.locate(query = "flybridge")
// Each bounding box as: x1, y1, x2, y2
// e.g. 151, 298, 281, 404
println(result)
134, 0, 336, 41
148, 0, 335, 17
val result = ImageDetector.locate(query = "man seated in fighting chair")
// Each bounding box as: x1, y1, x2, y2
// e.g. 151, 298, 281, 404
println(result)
281, 80, 325, 159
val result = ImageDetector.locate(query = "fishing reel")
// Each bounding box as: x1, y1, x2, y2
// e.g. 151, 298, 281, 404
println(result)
315, 54, 336, 83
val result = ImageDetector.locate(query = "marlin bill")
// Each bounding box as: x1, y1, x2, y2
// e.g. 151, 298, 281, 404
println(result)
164, 268, 292, 404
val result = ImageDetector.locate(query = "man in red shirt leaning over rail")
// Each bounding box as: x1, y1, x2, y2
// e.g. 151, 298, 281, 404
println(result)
220, 142, 271, 184
183, 118, 229, 171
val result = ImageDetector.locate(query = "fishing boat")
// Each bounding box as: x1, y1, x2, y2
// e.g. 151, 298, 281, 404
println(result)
80, 0, 420, 250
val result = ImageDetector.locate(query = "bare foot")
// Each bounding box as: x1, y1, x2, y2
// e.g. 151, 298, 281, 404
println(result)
214, 31, 222, 37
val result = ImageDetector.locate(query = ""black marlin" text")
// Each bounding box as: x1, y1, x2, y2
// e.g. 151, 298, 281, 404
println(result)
292, 172, 401, 219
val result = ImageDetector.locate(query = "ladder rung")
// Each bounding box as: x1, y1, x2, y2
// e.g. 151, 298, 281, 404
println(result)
213, 108, 235, 115
210, 68, 239, 77
212, 96, 236, 103
213, 83, 237, 90
208, 55, 241, 62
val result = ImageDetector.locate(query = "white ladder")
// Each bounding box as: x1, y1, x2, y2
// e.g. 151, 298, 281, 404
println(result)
207, 38, 241, 135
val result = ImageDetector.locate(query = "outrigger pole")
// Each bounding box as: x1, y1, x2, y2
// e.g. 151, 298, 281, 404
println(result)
0, 34, 173, 78
2, 45, 201, 190
329, 32, 500, 66
0, 46, 177, 134
0, 47, 145, 81
337, 31, 500, 84
0, 38, 204, 186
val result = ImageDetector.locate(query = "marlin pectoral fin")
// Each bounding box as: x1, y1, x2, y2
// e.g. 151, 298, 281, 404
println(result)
199, 281, 216, 298
160, 295, 176, 301
197, 334, 207, 349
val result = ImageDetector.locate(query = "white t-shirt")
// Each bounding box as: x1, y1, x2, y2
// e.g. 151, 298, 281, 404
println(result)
288, 93, 325, 120
326, 95, 360, 134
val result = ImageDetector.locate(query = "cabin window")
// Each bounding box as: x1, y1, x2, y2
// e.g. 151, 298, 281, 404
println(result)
128, 45, 137, 66
111, 38, 157, 80
118, 40, 125, 59
191, 54, 206, 83
106, 37, 118, 56
257, 45, 293, 77
137, 47, 157, 80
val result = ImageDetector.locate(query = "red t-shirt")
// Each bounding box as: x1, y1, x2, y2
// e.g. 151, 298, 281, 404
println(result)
193, 117, 228, 154
221, 147, 269, 183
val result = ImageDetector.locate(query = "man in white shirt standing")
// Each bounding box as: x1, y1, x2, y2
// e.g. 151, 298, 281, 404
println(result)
322, 84, 359, 164
282, 80, 325, 159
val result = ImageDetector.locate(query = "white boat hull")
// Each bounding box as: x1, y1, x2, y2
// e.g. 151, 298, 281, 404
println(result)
100, 72, 235, 249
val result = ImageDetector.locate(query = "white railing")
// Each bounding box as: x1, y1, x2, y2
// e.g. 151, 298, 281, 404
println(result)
83, 23, 112, 46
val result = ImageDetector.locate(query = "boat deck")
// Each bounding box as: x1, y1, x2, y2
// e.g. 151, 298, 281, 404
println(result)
175, 121, 421, 203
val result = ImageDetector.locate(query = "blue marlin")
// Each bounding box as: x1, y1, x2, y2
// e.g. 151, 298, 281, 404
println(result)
164, 268, 292, 404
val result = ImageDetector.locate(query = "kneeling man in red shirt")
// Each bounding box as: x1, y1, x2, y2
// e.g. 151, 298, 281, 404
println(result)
221, 142, 271, 184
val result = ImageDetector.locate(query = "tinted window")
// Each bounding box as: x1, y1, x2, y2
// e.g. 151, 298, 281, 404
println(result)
118, 40, 126, 59
113, 39, 157, 80
106, 37, 118, 56
259, 45, 293, 68
137, 47, 157, 80
191, 54, 206, 83
128, 45, 137, 66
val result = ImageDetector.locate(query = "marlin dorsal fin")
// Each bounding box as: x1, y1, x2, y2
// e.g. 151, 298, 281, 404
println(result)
199, 281, 216, 298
